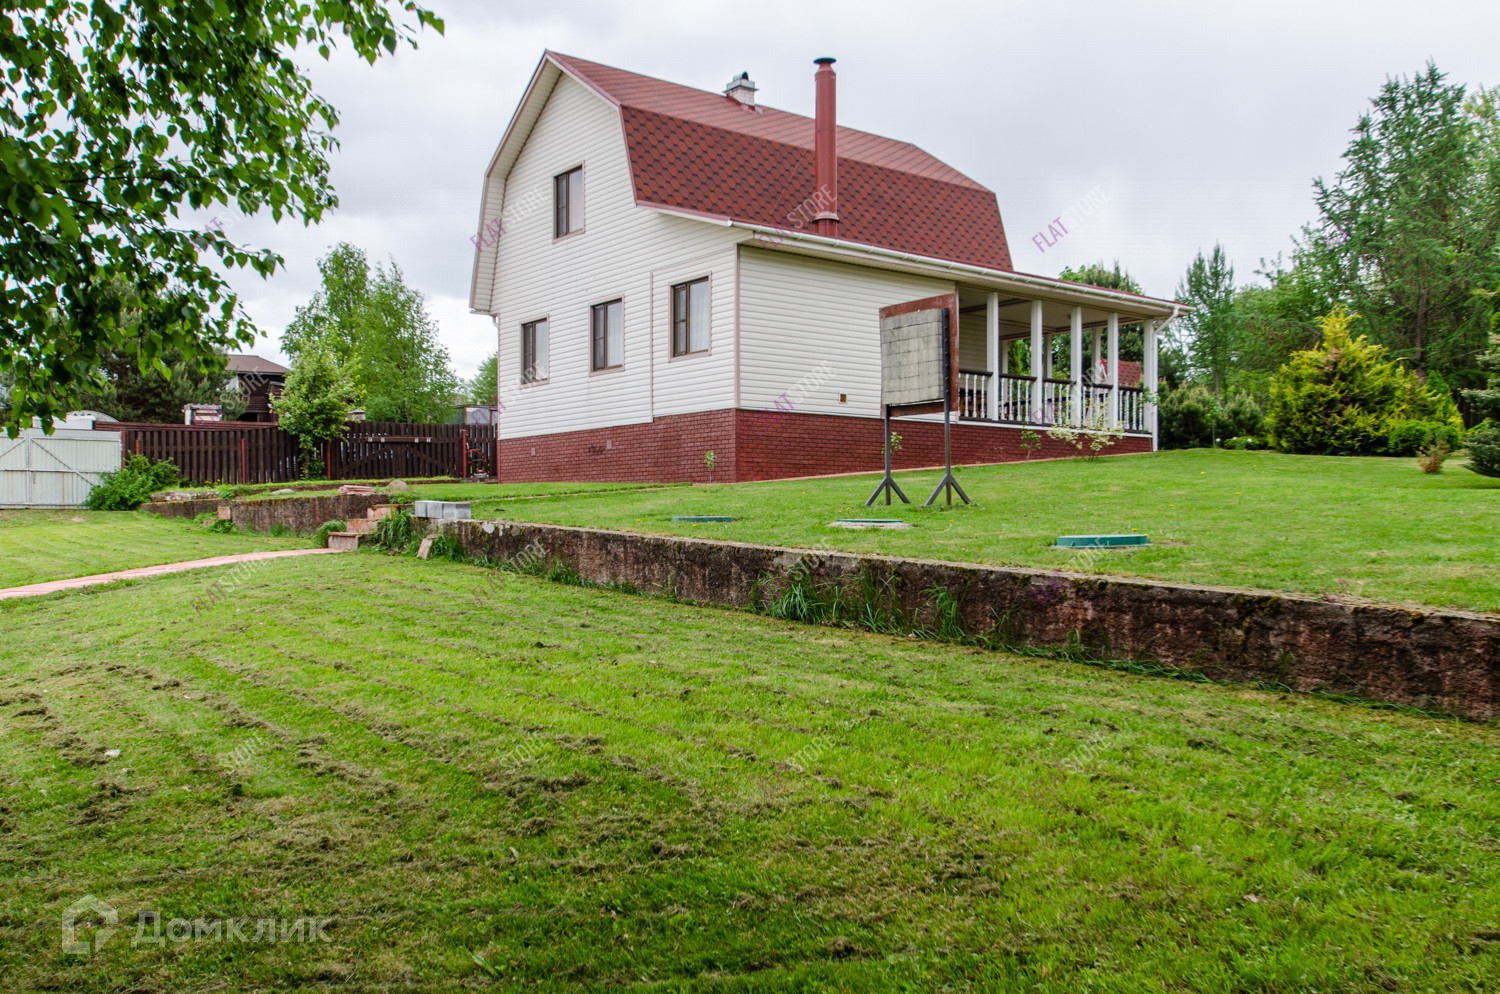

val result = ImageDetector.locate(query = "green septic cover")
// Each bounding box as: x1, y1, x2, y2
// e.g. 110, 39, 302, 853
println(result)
672, 515, 734, 522
1055, 534, 1150, 548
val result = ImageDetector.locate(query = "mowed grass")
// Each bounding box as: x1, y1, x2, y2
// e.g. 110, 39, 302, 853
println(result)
0, 510, 310, 588
0, 481, 687, 589
485, 449, 1500, 614
2, 550, 1497, 991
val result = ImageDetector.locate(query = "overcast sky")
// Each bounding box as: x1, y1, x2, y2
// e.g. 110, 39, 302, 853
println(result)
206, 0, 1500, 379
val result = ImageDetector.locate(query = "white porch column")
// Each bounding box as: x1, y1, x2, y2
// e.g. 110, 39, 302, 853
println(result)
1044, 334, 1053, 379
1069, 306, 1083, 424
1092, 328, 1102, 381
986, 292, 1000, 421
1144, 318, 1160, 449
1107, 312, 1120, 426
1030, 300, 1044, 424
1000, 341, 1009, 374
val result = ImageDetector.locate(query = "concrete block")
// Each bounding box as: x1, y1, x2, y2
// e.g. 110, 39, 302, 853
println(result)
326, 532, 361, 552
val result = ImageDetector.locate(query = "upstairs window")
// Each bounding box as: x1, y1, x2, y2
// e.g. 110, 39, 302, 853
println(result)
591, 300, 623, 370
671, 278, 710, 356
521, 319, 548, 383
554, 166, 583, 237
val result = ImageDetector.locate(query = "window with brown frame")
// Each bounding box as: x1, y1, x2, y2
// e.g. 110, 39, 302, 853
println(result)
591, 300, 623, 370
521, 319, 548, 383
671, 278, 710, 356
553, 167, 583, 237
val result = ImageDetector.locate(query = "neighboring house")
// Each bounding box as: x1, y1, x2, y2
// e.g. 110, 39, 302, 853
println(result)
469, 52, 1184, 483
226, 354, 289, 423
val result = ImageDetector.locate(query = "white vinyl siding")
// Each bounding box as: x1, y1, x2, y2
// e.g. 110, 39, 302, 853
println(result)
738, 246, 953, 417
487, 73, 740, 439
958, 309, 987, 371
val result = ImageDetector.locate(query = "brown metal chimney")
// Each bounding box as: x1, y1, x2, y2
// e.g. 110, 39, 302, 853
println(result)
813, 57, 839, 236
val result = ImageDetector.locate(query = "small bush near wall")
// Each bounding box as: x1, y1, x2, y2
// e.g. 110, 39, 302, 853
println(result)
86, 455, 180, 511
312, 520, 347, 547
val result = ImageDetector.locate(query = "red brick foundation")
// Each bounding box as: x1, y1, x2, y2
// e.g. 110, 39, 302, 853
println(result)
499, 409, 1152, 484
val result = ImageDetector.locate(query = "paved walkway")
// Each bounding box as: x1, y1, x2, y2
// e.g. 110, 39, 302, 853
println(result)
0, 548, 346, 601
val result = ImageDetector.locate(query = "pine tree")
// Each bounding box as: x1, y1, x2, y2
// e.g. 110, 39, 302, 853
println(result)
1302, 64, 1500, 380
1461, 295, 1500, 477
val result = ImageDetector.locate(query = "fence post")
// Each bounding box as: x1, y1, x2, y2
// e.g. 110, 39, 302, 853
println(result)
460, 430, 467, 479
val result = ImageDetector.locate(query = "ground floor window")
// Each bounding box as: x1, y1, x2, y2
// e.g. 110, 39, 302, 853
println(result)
522, 319, 548, 383
671, 278, 709, 356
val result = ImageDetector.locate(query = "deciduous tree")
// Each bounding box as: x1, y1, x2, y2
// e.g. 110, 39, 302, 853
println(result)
0, 0, 442, 435
283, 243, 458, 422
271, 346, 359, 463
467, 354, 499, 407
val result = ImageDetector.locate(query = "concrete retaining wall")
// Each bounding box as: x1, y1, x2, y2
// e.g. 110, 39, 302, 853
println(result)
147, 493, 395, 533
437, 518, 1500, 722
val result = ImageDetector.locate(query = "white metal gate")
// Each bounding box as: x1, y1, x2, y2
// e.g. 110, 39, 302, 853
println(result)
0, 429, 123, 508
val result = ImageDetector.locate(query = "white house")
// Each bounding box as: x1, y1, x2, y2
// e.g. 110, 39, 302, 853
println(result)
469, 52, 1183, 483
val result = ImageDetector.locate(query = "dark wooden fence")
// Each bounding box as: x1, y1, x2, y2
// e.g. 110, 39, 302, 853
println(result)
327, 422, 496, 480
96, 421, 497, 484
101, 423, 301, 484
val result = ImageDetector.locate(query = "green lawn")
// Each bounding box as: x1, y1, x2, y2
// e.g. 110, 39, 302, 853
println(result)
483, 449, 1500, 614
2, 547, 1497, 990
0, 510, 310, 588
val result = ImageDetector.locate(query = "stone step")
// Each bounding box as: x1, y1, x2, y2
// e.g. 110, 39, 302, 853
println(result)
344, 518, 379, 534
326, 532, 362, 552
367, 504, 398, 520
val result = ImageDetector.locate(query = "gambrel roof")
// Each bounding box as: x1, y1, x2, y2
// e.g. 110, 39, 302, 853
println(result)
484, 52, 1012, 272
550, 53, 1012, 272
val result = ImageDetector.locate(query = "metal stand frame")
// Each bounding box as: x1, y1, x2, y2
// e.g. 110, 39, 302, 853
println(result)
865, 405, 909, 506
925, 310, 970, 507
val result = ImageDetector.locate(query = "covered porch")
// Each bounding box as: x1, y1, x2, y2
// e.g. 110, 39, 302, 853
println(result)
951, 289, 1163, 439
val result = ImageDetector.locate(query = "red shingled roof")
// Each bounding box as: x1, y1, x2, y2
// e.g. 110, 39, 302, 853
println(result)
549, 53, 1013, 272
